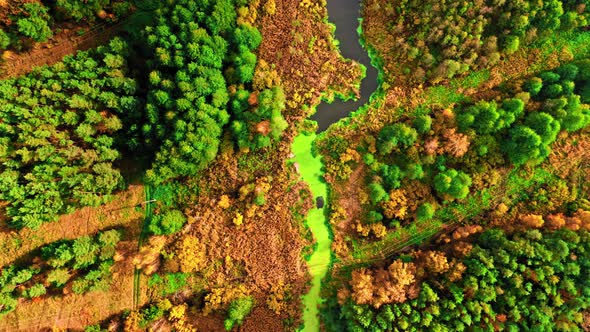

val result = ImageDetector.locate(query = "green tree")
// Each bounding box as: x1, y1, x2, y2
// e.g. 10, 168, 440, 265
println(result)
413, 115, 432, 134
224, 296, 255, 330
17, 3, 53, 42
416, 203, 435, 221
368, 182, 389, 204
503, 125, 550, 165
524, 112, 561, 144
25, 284, 46, 298
433, 169, 472, 199
0, 29, 10, 50
377, 123, 418, 154
46, 269, 71, 288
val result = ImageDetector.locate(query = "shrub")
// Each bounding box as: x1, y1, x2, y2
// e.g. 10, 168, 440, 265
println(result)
26, 284, 46, 298
224, 296, 254, 331
433, 169, 472, 199
412, 115, 432, 134
416, 203, 436, 222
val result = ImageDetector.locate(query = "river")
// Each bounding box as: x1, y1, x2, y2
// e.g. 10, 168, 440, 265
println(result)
295, 0, 379, 331
310, 0, 378, 132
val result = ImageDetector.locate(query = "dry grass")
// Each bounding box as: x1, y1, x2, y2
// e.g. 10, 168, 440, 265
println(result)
0, 185, 145, 268
0, 257, 147, 331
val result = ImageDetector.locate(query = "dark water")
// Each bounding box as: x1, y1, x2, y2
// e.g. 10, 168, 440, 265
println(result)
310, 0, 379, 132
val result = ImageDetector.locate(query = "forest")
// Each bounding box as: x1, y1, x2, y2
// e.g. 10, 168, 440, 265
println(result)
0, 0, 590, 330
334, 224, 590, 331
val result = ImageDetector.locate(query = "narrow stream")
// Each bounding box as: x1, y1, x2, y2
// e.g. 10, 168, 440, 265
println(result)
294, 0, 379, 331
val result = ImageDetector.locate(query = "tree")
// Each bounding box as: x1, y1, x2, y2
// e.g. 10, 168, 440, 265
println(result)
207, 0, 237, 35
17, 3, 53, 42
0, 29, 10, 50
368, 182, 389, 204
377, 123, 418, 154
0, 294, 17, 317
149, 209, 186, 235
503, 125, 549, 165
433, 169, 472, 199
224, 296, 254, 330
416, 203, 435, 221
524, 112, 561, 144
524, 77, 543, 96
25, 284, 46, 298
46, 269, 71, 287
72, 236, 99, 269
0, 38, 136, 227
413, 115, 432, 134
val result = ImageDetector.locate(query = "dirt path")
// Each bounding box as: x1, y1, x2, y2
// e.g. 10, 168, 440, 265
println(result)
0, 19, 127, 79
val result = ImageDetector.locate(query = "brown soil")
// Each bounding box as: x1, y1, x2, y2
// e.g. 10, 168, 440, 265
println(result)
329, 165, 366, 258
0, 252, 146, 331
1, 19, 126, 79
0, 185, 145, 268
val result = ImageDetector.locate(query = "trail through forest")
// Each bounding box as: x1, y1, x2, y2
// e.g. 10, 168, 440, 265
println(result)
0, 19, 127, 79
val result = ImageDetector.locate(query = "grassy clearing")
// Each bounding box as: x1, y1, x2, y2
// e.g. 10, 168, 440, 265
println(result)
0, 185, 145, 268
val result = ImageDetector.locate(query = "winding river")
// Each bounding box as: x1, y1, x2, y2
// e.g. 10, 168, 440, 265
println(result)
311, 0, 378, 132
293, 0, 378, 331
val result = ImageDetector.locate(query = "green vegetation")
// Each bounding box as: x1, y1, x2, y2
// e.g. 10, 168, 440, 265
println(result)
224, 296, 254, 330
0, 229, 121, 317
0, 38, 138, 228
375, 0, 590, 82
135, 0, 286, 184
15, 3, 52, 42
335, 228, 590, 331
0, 1, 133, 53
54, 0, 133, 22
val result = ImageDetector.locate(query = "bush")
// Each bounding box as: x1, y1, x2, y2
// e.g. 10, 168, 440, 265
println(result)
16, 3, 52, 42
149, 209, 186, 235
416, 203, 436, 222
433, 169, 472, 200
412, 115, 432, 134
224, 296, 254, 331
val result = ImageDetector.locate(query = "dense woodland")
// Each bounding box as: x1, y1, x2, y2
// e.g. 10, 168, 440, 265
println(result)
0, 0, 133, 52
0, 38, 138, 228
343, 59, 590, 238
331, 224, 590, 331
364, 0, 590, 82
0, 0, 287, 228
2, 0, 590, 330
0, 229, 121, 316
